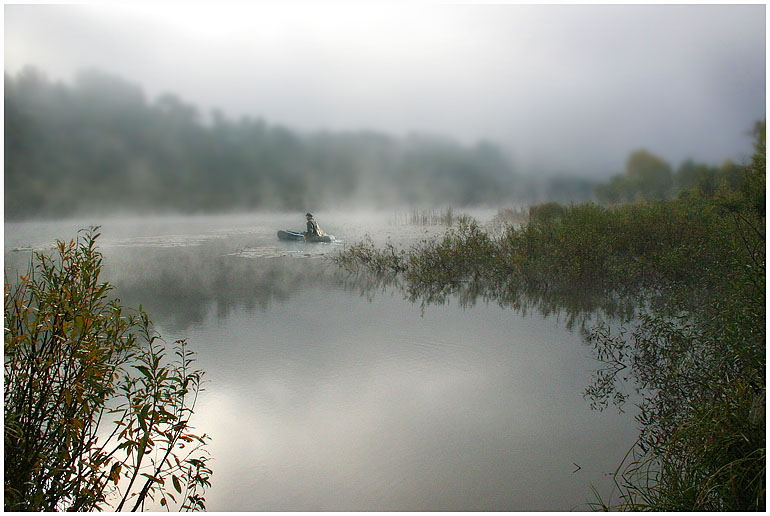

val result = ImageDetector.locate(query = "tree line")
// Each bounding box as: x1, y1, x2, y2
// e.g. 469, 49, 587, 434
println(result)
594, 146, 748, 204
7, 66, 752, 220
5, 67, 523, 220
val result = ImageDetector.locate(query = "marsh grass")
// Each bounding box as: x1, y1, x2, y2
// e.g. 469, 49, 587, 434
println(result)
391, 207, 458, 226
487, 207, 529, 236
336, 124, 766, 510
334, 189, 765, 511
591, 378, 765, 511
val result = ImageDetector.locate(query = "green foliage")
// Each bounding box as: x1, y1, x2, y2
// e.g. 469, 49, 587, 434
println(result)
4, 228, 211, 511
334, 236, 408, 277
401, 216, 498, 306
593, 378, 765, 511
596, 150, 674, 203
528, 202, 566, 224
598, 125, 763, 207
742, 119, 766, 218
625, 150, 674, 201
334, 121, 766, 511
487, 207, 529, 236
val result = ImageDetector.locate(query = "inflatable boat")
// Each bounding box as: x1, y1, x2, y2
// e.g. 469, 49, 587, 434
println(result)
277, 230, 334, 243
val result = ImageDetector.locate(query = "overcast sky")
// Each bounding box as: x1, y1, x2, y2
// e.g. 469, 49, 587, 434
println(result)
4, 3, 766, 176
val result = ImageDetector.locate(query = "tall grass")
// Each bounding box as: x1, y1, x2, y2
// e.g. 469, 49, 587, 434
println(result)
391, 207, 457, 226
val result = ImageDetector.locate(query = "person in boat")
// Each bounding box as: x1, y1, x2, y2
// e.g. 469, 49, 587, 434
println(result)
303, 212, 326, 240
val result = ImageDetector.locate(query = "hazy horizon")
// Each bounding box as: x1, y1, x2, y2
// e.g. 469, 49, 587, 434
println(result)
5, 3, 766, 177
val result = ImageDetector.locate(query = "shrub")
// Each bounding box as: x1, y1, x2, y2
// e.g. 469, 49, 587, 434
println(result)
4, 228, 211, 511
528, 201, 566, 224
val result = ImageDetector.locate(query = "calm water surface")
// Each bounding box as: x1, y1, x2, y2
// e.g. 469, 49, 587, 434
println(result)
5, 211, 638, 511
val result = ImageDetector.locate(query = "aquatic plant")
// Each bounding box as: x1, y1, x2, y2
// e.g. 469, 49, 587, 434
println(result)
391, 207, 459, 226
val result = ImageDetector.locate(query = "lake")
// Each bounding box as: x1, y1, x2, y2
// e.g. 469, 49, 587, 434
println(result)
4, 210, 639, 511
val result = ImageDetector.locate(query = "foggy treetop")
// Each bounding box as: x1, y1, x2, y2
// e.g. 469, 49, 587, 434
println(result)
6, 67, 526, 220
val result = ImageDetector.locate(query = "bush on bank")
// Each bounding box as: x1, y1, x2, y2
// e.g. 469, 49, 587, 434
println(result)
334, 125, 765, 511
4, 228, 211, 511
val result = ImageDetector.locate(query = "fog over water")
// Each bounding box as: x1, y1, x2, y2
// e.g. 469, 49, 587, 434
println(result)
5, 3, 765, 176
4, 211, 640, 511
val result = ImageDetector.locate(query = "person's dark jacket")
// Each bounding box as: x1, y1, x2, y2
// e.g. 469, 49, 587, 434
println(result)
304, 217, 325, 237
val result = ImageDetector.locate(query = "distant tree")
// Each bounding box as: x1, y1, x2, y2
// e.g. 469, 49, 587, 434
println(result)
543, 176, 598, 204
717, 159, 744, 192
675, 159, 700, 191
695, 166, 719, 197
596, 147, 757, 205
625, 149, 673, 201
74, 68, 147, 113
595, 174, 632, 204
743, 119, 766, 217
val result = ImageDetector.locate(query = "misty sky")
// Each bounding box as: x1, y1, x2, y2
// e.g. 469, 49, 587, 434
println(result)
4, 3, 766, 176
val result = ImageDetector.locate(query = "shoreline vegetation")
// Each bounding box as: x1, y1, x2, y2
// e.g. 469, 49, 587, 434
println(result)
334, 123, 765, 511
4, 229, 211, 511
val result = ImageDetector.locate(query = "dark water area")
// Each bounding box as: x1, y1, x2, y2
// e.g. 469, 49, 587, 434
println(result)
4, 211, 639, 511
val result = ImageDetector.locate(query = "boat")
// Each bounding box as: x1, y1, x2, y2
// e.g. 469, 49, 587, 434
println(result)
277, 230, 334, 243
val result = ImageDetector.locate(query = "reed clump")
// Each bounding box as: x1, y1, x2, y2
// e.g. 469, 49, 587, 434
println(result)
391, 207, 458, 226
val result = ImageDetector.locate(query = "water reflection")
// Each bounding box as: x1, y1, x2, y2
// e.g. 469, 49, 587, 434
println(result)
337, 261, 642, 333
180, 285, 637, 511
4, 216, 639, 511
103, 244, 338, 331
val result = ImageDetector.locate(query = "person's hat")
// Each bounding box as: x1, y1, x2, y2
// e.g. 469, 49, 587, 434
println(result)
306, 212, 313, 217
